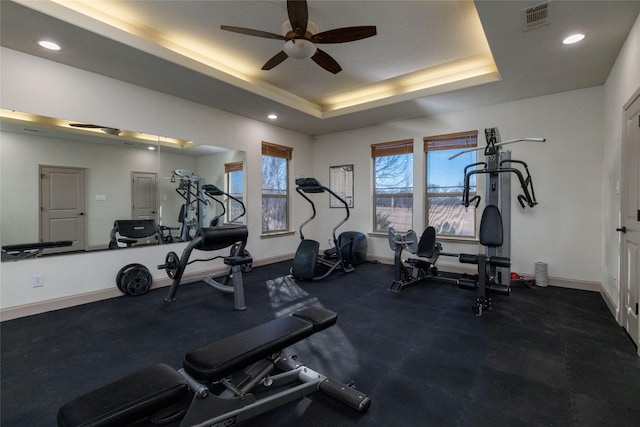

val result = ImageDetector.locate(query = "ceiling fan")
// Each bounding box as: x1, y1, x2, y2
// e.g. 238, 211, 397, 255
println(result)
221, 0, 376, 74
69, 123, 121, 136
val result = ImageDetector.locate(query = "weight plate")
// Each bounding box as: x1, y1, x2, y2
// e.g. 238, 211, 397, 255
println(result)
116, 263, 144, 293
164, 251, 179, 279
241, 250, 253, 273
123, 266, 152, 296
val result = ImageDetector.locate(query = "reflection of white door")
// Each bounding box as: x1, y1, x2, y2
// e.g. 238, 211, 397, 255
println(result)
132, 172, 157, 220
40, 166, 86, 254
620, 90, 640, 355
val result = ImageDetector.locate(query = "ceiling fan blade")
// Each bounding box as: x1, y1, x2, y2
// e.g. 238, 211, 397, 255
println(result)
221, 25, 287, 41
262, 51, 289, 70
287, 0, 308, 35
311, 49, 342, 74
69, 123, 103, 128
311, 26, 377, 44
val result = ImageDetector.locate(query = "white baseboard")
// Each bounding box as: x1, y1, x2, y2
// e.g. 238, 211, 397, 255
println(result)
373, 256, 602, 292
0, 253, 602, 321
0, 253, 294, 322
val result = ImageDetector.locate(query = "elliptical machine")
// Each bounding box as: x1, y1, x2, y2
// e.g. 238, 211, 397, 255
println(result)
291, 177, 367, 280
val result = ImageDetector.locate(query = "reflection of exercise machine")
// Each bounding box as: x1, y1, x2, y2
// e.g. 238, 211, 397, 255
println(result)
1, 240, 72, 260
172, 169, 209, 241
108, 219, 162, 249
390, 128, 544, 315
291, 177, 367, 281
57, 307, 371, 427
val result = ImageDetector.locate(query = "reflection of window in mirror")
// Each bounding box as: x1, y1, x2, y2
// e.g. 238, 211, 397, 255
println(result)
261, 142, 293, 234
225, 161, 244, 224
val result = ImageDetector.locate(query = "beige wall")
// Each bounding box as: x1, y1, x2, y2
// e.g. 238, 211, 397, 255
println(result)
313, 87, 604, 283
602, 13, 640, 314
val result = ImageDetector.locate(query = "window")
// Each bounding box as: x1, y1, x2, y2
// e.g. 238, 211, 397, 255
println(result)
261, 141, 292, 233
225, 161, 244, 223
371, 139, 413, 232
424, 131, 478, 238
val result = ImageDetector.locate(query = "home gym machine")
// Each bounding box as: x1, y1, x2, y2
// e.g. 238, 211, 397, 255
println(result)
291, 177, 367, 280
158, 225, 252, 310
389, 128, 544, 315
159, 181, 252, 309
57, 307, 371, 427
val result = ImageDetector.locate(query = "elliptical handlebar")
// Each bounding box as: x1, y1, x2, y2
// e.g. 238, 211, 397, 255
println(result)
202, 184, 247, 224
295, 177, 350, 243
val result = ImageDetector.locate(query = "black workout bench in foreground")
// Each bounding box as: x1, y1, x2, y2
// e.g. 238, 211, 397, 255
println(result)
57, 307, 370, 427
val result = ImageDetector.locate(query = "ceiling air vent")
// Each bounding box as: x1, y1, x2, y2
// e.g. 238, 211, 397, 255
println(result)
522, 2, 552, 31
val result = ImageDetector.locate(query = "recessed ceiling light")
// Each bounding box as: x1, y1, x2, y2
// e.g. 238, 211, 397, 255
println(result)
38, 40, 61, 51
147, 146, 155, 150
267, 114, 278, 120
563, 33, 585, 45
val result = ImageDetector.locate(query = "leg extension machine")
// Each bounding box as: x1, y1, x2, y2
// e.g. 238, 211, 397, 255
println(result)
159, 226, 252, 310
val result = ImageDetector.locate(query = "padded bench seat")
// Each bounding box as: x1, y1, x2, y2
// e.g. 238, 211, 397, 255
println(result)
57, 307, 338, 427
184, 306, 337, 382
57, 363, 188, 427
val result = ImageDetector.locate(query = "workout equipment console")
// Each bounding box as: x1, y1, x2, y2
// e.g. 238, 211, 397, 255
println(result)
57, 307, 371, 427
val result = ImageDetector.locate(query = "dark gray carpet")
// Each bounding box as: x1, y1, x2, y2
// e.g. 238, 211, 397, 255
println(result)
2, 260, 639, 426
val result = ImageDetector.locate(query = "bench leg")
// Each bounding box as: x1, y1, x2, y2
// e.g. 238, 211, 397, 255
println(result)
231, 265, 247, 311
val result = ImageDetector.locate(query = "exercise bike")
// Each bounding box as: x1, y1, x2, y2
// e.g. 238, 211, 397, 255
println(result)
291, 177, 367, 280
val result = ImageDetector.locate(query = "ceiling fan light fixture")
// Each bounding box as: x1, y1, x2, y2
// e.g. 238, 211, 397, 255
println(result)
283, 39, 317, 60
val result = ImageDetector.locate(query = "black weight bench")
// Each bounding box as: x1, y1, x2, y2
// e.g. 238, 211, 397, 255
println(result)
108, 219, 161, 249
457, 205, 511, 315
160, 226, 253, 310
57, 307, 370, 427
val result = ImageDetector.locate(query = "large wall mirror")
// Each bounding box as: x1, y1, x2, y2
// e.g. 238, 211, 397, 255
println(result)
0, 110, 246, 260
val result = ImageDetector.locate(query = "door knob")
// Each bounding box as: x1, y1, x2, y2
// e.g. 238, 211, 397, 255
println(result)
616, 226, 627, 233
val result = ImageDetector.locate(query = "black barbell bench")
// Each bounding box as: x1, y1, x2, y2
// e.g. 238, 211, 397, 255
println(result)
57, 307, 370, 427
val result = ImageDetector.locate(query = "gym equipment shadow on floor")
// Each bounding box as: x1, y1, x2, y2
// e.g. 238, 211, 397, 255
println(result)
2, 261, 640, 426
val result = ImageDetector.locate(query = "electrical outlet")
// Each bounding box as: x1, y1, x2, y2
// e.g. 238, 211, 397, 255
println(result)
32, 274, 44, 288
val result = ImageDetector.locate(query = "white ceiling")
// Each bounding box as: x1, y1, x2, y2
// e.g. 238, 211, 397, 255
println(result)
1, 0, 639, 136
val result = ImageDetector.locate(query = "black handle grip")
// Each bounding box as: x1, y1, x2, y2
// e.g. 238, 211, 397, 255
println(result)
319, 378, 371, 413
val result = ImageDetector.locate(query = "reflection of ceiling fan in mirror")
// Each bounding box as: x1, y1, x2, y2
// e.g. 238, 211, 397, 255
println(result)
69, 123, 121, 136
221, 0, 376, 74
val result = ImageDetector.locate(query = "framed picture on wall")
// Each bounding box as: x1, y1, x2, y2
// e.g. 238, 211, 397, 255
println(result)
329, 164, 354, 208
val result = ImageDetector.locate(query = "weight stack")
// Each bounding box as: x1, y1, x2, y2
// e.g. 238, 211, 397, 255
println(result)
535, 262, 549, 287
